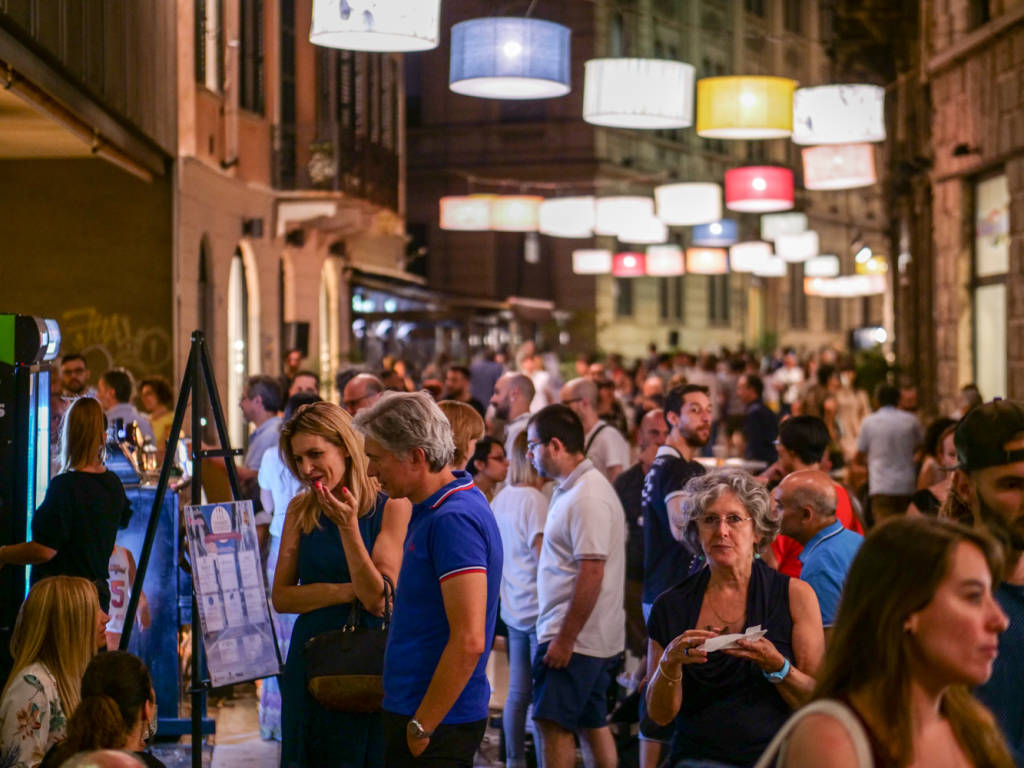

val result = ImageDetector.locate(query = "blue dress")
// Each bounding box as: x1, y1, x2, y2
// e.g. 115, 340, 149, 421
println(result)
280, 493, 386, 768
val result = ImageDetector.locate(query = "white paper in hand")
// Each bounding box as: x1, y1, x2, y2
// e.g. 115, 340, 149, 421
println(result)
698, 624, 768, 653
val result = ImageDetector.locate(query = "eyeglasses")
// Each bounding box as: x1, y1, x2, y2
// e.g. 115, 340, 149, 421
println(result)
344, 393, 373, 410
526, 438, 548, 453
696, 514, 753, 529
561, 398, 583, 406
488, 453, 509, 464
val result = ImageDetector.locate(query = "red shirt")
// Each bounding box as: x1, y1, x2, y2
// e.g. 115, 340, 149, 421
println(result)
772, 482, 864, 578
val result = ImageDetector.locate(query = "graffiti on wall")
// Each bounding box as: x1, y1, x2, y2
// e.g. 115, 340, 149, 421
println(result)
59, 307, 172, 379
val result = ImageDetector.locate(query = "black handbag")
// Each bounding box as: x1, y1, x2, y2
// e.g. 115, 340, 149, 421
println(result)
304, 575, 394, 712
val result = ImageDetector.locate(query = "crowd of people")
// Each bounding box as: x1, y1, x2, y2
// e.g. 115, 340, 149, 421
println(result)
0, 341, 1021, 768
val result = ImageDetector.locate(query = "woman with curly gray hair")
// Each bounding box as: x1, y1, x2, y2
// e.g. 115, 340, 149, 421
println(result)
644, 468, 825, 767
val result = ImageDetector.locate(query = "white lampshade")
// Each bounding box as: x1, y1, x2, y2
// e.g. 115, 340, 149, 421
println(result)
802, 144, 877, 190
752, 256, 787, 277
539, 197, 595, 238
729, 241, 774, 272
439, 195, 493, 231
449, 17, 571, 99
594, 196, 654, 236
491, 195, 543, 232
804, 255, 841, 277
310, 0, 440, 52
685, 247, 728, 275
804, 274, 886, 297
572, 249, 612, 274
792, 84, 886, 145
760, 212, 808, 241
583, 58, 695, 129
654, 183, 722, 226
775, 230, 819, 263
619, 215, 668, 244
645, 245, 685, 276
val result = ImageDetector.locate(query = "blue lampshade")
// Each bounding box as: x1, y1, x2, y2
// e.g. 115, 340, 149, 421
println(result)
692, 219, 738, 247
449, 17, 571, 100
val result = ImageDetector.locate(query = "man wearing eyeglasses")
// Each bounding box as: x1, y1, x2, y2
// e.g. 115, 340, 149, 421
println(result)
527, 404, 626, 768
342, 372, 384, 415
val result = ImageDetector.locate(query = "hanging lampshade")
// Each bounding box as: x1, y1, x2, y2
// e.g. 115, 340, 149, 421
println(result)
804, 274, 885, 297
685, 247, 728, 275
449, 17, 571, 99
439, 195, 494, 231
539, 197, 595, 238
760, 212, 808, 241
491, 195, 543, 231
572, 249, 612, 274
729, 241, 773, 272
645, 245, 685, 276
802, 144, 877, 191
619, 215, 668, 244
583, 58, 696, 129
804, 255, 841, 277
613, 252, 646, 277
775, 230, 820, 263
654, 183, 722, 226
857, 255, 889, 275
792, 84, 886, 145
725, 166, 794, 213
692, 219, 738, 247
696, 76, 796, 139
310, 0, 441, 52
594, 196, 655, 236
752, 256, 787, 277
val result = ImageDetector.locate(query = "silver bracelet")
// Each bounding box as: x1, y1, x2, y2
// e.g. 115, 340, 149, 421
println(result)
658, 661, 682, 683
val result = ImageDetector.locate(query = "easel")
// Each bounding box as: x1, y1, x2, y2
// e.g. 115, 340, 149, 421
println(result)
120, 331, 243, 768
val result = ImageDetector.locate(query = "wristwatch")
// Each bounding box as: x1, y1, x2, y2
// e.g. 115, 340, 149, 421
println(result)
407, 718, 434, 740
763, 657, 791, 684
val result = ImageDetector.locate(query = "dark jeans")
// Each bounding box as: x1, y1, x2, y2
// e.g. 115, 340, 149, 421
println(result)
382, 711, 486, 767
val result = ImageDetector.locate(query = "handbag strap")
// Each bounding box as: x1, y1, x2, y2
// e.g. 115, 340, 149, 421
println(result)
343, 573, 396, 630
752, 699, 875, 768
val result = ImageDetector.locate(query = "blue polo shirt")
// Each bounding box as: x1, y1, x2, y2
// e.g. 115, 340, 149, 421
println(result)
382, 471, 503, 723
798, 519, 863, 627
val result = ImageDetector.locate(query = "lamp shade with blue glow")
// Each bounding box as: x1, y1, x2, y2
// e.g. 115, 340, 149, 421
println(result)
692, 219, 738, 247
449, 17, 571, 100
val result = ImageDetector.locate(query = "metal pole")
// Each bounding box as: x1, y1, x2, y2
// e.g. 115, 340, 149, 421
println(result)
191, 332, 204, 768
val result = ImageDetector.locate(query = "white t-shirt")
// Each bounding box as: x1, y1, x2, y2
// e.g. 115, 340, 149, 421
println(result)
584, 420, 630, 479
492, 485, 548, 631
529, 370, 555, 413
536, 459, 626, 658
106, 545, 132, 634
258, 448, 303, 538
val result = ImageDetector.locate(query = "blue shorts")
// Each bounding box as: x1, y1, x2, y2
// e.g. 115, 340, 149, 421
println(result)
531, 642, 619, 732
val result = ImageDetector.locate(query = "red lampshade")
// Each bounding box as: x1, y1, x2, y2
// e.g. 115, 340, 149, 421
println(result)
612, 252, 646, 277
724, 166, 794, 213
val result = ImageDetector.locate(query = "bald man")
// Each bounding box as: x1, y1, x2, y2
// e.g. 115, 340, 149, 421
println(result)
491, 372, 535, 459
342, 373, 384, 415
561, 377, 630, 483
775, 470, 863, 633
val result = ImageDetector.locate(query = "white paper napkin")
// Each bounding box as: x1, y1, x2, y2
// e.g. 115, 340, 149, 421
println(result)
698, 624, 768, 653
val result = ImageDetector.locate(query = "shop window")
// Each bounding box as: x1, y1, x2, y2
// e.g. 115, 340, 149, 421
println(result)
973, 173, 1009, 398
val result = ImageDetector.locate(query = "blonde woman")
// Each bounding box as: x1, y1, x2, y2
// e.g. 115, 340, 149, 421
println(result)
438, 400, 485, 471
272, 402, 411, 768
0, 397, 132, 612
0, 576, 107, 768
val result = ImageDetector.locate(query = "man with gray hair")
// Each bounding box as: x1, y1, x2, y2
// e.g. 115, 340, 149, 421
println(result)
352, 392, 502, 767
491, 372, 536, 458
560, 377, 631, 483
774, 470, 862, 634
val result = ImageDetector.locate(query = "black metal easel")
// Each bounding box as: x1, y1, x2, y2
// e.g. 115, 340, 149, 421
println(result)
120, 331, 243, 768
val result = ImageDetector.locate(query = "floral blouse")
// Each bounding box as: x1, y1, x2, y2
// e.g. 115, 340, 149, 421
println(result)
0, 663, 67, 768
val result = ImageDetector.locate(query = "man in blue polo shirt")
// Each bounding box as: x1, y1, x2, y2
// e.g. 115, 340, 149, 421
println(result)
775, 470, 862, 636
353, 391, 502, 768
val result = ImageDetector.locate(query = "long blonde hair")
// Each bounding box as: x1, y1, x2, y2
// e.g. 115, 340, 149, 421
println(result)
279, 402, 378, 534
60, 397, 106, 472
3, 576, 100, 716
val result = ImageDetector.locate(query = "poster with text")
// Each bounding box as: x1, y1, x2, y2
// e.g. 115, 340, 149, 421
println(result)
185, 500, 281, 687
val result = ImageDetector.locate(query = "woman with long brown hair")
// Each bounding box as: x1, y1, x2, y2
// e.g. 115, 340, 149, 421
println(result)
272, 402, 410, 768
775, 517, 1014, 767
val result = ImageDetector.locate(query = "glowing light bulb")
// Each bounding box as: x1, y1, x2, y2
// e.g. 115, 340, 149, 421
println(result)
503, 40, 523, 57
624, 256, 637, 268
740, 91, 757, 107
752, 177, 767, 191
710, 222, 723, 235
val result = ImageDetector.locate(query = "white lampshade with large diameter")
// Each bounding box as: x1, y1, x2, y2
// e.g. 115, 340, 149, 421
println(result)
491, 195, 543, 232
618, 215, 668, 245
685, 247, 728, 275
729, 241, 773, 273
583, 58, 696, 129
804, 255, 841, 277
439, 195, 493, 231
654, 183, 722, 226
310, 0, 440, 52
792, 84, 886, 145
760, 212, 808, 241
646, 245, 685, 276
752, 256, 787, 278
449, 17, 571, 99
775, 230, 819, 263
539, 197, 595, 238
724, 166, 794, 213
594, 196, 655, 236
572, 249, 612, 274
802, 144, 877, 190
804, 274, 886, 297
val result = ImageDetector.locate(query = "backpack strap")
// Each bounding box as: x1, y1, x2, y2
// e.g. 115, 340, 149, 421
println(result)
584, 423, 609, 457
752, 699, 875, 768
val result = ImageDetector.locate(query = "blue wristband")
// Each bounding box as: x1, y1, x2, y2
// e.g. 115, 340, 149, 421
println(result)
763, 657, 791, 683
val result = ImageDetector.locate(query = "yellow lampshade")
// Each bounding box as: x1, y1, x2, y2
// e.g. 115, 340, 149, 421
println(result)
697, 76, 796, 139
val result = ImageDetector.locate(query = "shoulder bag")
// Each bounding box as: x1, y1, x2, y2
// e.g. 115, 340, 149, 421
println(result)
753, 698, 875, 768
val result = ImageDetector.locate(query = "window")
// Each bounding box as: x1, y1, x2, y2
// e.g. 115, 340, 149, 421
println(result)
195, 0, 221, 92
973, 174, 1009, 398
673, 276, 685, 320
784, 0, 802, 33
744, 0, 765, 18
708, 274, 730, 326
239, 0, 264, 113
969, 0, 991, 30
610, 12, 626, 56
825, 297, 842, 332
614, 278, 634, 317
277, 0, 296, 187
659, 278, 670, 320
788, 263, 808, 329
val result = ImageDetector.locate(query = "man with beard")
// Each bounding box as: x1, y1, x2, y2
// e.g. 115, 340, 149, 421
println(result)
490, 372, 535, 459
951, 400, 1024, 762
637, 384, 711, 768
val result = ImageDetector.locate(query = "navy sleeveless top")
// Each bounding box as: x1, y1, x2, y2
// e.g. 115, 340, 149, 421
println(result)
647, 558, 794, 767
